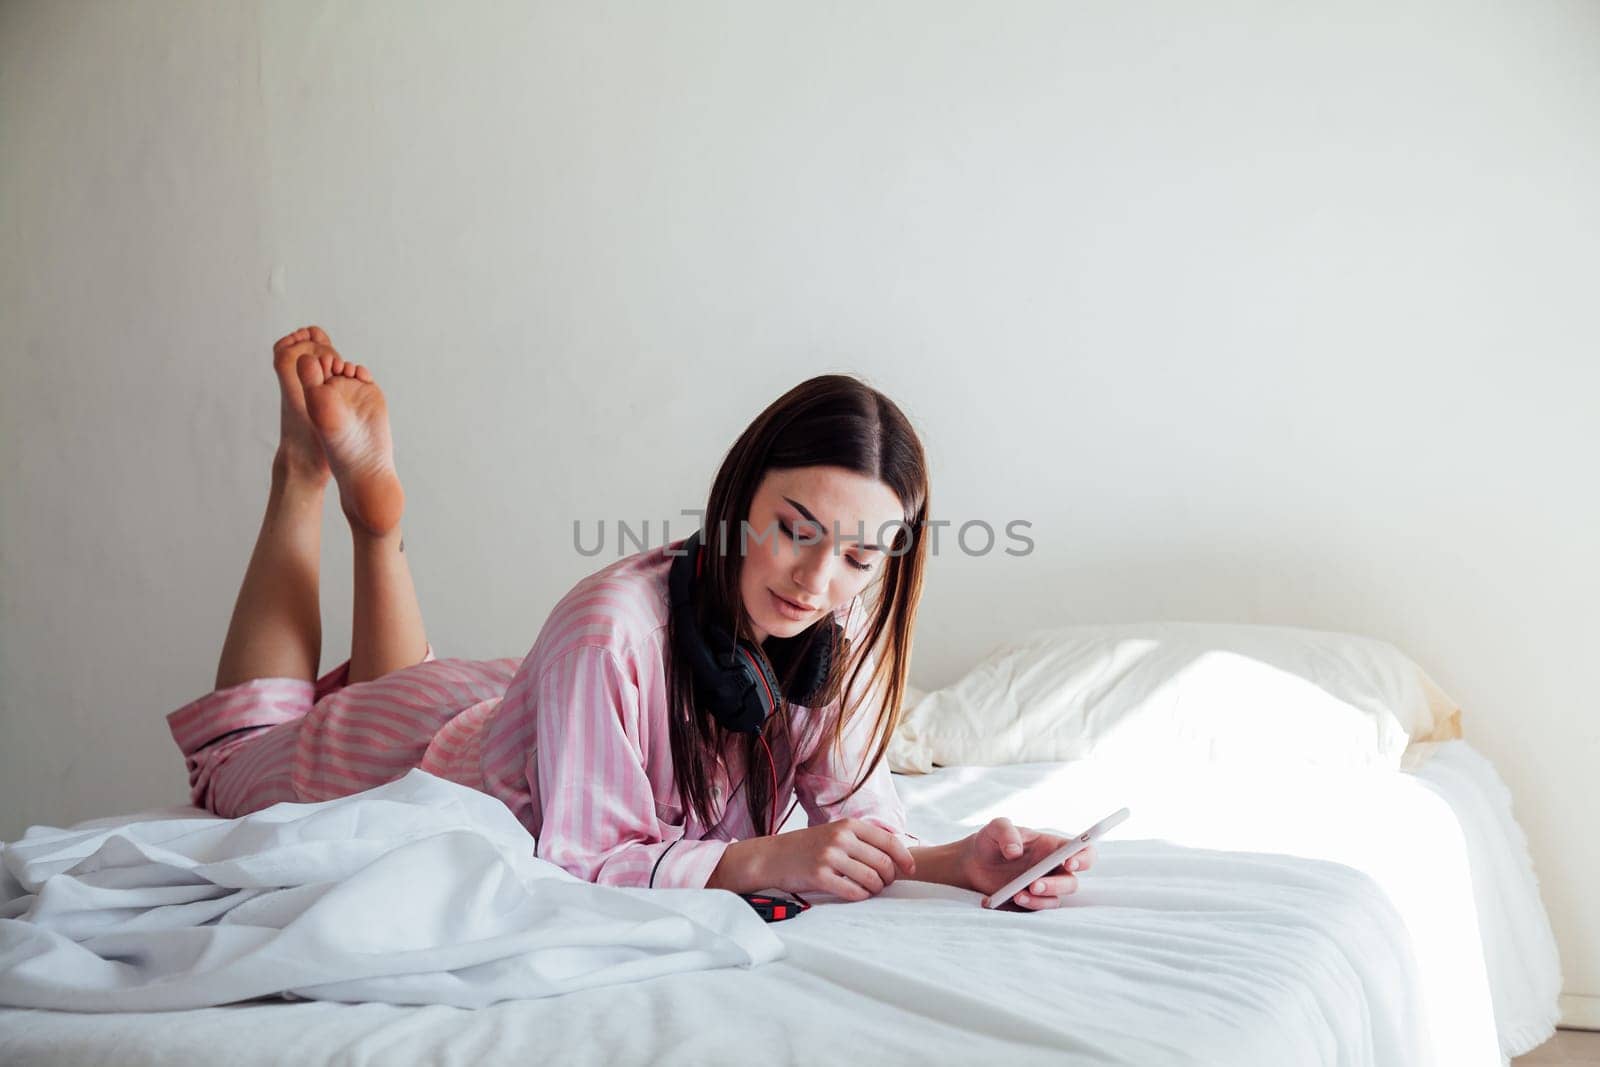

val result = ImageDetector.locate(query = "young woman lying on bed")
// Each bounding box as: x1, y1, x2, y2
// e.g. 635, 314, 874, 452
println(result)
166, 325, 1094, 910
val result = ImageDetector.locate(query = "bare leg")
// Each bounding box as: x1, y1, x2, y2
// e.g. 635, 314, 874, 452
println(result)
350, 526, 429, 684
297, 346, 429, 683
213, 327, 334, 690
213, 460, 326, 689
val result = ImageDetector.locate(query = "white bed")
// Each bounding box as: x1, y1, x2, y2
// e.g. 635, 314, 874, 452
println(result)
888, 739, 1562, 1064
0, 739, 1559, 1066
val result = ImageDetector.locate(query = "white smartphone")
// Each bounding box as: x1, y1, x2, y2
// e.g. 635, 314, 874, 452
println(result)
981, 807, 1130, 909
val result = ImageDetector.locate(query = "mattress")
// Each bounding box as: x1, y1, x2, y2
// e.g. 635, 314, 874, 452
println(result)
0, 741, 1559, 1066
884, 739, 1562, 1061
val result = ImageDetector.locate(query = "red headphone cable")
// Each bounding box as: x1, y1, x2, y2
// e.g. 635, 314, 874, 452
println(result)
759, 732, 779, 835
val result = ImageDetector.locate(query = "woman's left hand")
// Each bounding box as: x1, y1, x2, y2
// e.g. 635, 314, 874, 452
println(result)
959, 817, 1097, 910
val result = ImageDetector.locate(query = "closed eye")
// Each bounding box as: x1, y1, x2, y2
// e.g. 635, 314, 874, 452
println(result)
776, 519, 872, 572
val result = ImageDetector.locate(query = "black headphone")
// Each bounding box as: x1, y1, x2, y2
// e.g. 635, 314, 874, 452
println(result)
667, 528, 841, 734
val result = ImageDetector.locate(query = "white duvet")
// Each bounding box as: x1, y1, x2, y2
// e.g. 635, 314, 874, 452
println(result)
0, 771, 783, 1011
0, 742, 1558, 1066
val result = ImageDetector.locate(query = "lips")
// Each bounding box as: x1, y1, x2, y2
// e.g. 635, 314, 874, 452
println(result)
772, 591, 820, 612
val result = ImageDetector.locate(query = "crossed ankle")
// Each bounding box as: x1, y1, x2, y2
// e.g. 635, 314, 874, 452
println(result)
272, 450, 330, 491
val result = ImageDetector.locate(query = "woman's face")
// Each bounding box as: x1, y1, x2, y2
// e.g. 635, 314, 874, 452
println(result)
737, 465, 905, 644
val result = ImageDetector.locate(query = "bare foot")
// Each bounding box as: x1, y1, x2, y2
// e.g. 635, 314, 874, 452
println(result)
272, 326, 339, 483
296, 349, 404, 535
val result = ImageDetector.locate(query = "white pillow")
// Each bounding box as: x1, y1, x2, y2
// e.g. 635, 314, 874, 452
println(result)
889, 622, 1461, 774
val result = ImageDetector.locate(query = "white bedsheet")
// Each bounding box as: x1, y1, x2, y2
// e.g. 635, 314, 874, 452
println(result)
884, 740, 1560, 1062
0, 741, 1555, 1066
1404, 742, 1564, 1054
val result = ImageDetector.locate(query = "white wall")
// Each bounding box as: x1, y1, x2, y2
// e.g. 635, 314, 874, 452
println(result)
3, 0, 1597, 1012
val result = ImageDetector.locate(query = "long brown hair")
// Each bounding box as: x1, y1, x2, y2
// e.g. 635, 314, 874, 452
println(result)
664, 374, 931, 836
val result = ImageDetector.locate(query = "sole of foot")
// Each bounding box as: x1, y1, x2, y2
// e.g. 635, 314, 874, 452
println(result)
296, 350, 404, 536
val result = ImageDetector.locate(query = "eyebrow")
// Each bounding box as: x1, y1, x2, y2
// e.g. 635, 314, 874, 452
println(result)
783, 497, 884, 552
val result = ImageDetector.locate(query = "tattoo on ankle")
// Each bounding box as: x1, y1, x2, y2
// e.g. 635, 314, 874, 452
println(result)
399, 537, 405, 553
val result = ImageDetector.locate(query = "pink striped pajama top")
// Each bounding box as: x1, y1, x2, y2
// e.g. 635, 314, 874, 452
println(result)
166, 537, 918, 890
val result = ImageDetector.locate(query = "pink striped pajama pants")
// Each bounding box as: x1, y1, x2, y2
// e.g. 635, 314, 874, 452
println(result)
165, 646, 522, 818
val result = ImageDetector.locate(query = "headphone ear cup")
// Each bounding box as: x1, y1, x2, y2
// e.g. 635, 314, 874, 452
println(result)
764, 616, 842, 708
671, 532, 767, 734
735, 639, 784, 722
698, 619, 776, 734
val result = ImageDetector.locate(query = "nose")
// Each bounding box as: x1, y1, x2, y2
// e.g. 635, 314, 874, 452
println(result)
791, 545, 829, 597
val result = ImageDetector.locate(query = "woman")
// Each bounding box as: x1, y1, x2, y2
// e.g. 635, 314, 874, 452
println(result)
167, 325, 1095, 909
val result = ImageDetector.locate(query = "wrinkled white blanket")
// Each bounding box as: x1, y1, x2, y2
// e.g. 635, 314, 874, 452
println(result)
0, 770, 783, 1012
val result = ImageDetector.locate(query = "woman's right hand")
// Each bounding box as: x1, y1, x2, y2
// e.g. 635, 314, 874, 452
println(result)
753, 818, 917, 901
